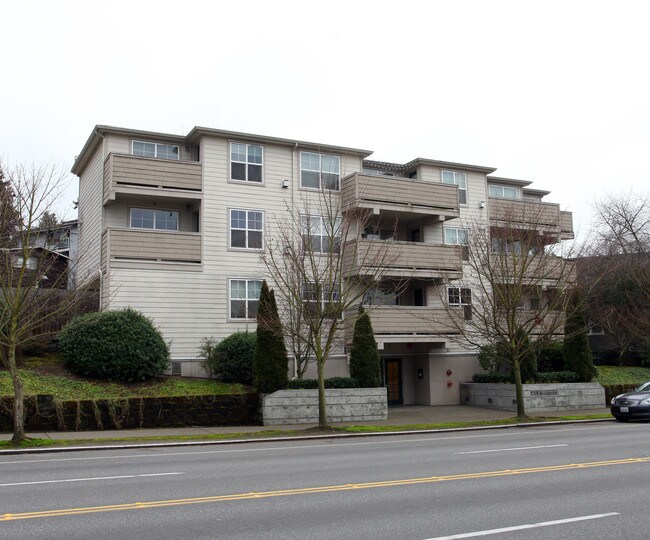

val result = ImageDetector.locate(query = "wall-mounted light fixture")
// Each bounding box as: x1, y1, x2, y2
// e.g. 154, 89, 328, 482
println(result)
479, 200, 486, 209
282, 179, 289, 188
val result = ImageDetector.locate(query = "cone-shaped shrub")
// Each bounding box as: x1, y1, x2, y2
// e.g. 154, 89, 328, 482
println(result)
254, 281, 289, 393
349, 307, 381, 387
564, 290, 597, 382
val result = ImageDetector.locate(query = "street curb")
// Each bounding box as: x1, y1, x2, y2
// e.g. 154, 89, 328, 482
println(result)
0, 417, 614, 456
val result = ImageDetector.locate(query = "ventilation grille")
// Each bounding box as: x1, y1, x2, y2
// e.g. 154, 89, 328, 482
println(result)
171, 362, 182, 376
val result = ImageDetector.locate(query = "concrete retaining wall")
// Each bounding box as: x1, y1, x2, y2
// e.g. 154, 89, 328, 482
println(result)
459, 382, 606, 412
262, 388, 388, 425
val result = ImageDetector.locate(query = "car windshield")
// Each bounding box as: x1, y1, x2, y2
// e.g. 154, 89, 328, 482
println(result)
636, 382, 650, 392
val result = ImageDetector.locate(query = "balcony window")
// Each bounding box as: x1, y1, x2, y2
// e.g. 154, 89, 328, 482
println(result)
230, 143, 263, 182
442, 170, 467, 204
301, 215, 341, 253
230, 209, 263, 249
130, 208, 179, 231
302, 282, 341, 318
230, 279, 262, 319
132, 140, 179, 160
489, 184, 519, 199
445, 227, 469, 261
300, 152, 340, 190
448, 287, 472, 320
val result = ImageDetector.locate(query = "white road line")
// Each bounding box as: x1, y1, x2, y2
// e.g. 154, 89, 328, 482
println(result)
455, 444, 568, 454
424, 512, 620, 539
0, 424, 630, 467
0, 472, 183, 487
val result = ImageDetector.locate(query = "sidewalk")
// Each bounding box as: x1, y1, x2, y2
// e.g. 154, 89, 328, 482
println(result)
0, 405, 613, 444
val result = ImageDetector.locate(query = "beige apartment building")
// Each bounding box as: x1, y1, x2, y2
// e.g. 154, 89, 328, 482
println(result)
72, 125, 573, 405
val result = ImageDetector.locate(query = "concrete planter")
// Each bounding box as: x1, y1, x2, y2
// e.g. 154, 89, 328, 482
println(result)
262, 388, 388, 426
459, 382, 606, 412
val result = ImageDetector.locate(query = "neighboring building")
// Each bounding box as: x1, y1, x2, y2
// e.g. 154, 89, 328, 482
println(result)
71, 125, 574, 405
26, 220, 79, 289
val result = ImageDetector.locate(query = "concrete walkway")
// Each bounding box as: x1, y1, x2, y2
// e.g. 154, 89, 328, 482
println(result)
0, 405, 613, 443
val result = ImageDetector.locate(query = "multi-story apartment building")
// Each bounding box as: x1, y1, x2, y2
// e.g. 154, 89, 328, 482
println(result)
72, 125, 573, 406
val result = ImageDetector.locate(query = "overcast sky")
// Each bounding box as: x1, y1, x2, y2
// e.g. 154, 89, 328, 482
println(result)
2, 0, 648, 242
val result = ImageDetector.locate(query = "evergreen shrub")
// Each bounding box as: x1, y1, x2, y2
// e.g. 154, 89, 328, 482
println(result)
200, 331, 256, 385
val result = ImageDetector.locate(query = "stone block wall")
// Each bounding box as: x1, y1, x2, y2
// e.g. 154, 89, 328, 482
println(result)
263, 388, 388, 425
459, 382, 606, 412
0, 393, 259, 432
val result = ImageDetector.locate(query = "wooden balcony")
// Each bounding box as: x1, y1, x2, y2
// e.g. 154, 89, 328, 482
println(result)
341, 173, 460, 219
101, 228, 201, 266
488, 198, 574, 239
345, 305, 464, 342
492, 255, 576, 285
343, 239, 463, 279
103, 154, 202, 205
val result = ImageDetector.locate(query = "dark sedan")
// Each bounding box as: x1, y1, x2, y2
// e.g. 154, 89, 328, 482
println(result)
611, 381, 650, 421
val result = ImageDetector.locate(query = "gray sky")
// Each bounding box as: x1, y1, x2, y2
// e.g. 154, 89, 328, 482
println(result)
2, 0, 648, 242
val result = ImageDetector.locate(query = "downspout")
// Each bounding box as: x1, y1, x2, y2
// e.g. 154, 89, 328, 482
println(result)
292, 142, 298, 379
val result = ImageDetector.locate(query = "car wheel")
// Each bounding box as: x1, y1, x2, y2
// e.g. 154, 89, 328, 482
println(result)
616, 417, 629, 422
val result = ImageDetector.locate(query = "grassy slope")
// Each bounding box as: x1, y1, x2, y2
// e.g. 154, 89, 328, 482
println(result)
596, 365, 650, 386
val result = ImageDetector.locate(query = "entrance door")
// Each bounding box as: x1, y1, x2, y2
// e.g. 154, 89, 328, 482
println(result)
384, 359, 403, 405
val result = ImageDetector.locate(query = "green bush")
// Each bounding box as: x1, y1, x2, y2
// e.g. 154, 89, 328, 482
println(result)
59, 309, 170, 382
564, 291, 597, 382
536, 342, 565, 372
287, 377, 359, 389
349, 307, 381, 387
535, 371, 580, 383
472, 372, 511, 383
201, 332, 256, 385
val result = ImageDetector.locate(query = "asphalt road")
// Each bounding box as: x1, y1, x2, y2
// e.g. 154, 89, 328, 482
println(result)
0, 422, 648, 539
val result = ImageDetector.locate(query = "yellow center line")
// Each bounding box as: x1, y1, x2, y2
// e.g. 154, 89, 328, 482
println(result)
2, 456, 648, 522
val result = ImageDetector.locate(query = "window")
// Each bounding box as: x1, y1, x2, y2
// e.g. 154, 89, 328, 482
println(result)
229, 279, 262, 319
130, 208, 179, 231
489, 184, 518, 199
363, 287, 398, 306
300, 152, 340, 190
444, 227, 469, 261
448, 287, 472, 320
230, 209, 263, 249
230, 143, 263, 182
301, 215, 341, 253
588, 324, 605, 336
529, 296, 541, 311
132, 140, 179, 160
362, 226, 395, 241
302, 282, 341, 318
442, 170, 467, 204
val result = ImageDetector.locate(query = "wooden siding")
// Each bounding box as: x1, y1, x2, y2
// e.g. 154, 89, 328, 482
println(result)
488, 197, 562, 229
343, 239, 462, 278
345, 305, 463, 338
560, 211, 574, 239
104, 154, 202, 204
77, 144, 105, 283
104, 228, 201, 263
493, 255, 576, 284
341, 173, 460, 218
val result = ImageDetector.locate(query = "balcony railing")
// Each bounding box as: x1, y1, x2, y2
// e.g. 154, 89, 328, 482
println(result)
103, 153, 202, 205
491, 254, 576, 284
345, 305, 463, 339
488, 198, 574, 238
343, 239, 463, 279
101, 228, 201, 266
341, 173, 460, 218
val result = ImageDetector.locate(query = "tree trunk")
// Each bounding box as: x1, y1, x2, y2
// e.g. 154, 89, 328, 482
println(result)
7, 344, 26, 443
317, 359, 327, 428
512, 358, 527, 418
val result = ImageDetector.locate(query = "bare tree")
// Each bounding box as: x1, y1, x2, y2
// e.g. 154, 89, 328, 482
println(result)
583, 191, 650, 362
261, 187, 401, 427
440, 201, 580, 417
0, 162, 91, 443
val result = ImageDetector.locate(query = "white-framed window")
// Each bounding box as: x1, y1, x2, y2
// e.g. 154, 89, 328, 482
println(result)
229, 279, 262, 320
444, 227, 469, 261
302, 281, 341, 318
300, 152, 340, 190
362, 226, 395, 241
130, 208, 179, 231
230, 142, 263, 182
588, 324, 605, 336
442, 170, 467, 204
301, 215, 342, 253
132, 140, 179, 160
489, 184, 519, 199
13, 257, 38, 270
448, 287, 472, 320
230, 209, 263, 249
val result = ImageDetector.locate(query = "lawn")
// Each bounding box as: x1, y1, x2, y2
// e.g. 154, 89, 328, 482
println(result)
596, 365, 650, 386
0, 356, 247, 400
